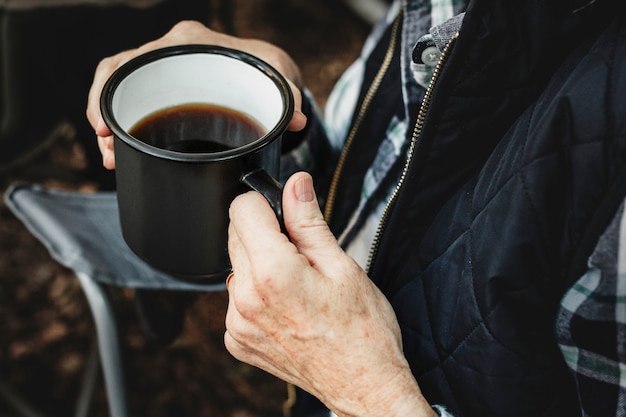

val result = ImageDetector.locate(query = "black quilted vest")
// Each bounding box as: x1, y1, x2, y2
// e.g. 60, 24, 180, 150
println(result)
361, 1, 626, 416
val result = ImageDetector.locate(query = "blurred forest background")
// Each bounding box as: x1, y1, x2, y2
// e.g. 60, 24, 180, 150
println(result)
0, 1, 376, 416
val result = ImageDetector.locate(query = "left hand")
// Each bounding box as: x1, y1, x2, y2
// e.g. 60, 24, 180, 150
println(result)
86, 20, 307, 170
225, 172, 435, 417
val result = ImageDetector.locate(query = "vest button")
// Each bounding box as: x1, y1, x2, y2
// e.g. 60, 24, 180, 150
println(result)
421, 46, 441, 66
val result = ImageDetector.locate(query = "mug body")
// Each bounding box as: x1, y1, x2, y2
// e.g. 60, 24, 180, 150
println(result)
114, 138, 280, 281
101, 45, 293, 282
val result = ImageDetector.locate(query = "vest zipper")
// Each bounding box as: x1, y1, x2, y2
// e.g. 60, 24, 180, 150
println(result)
366, 32, 459, 274
323, 12, 402, 224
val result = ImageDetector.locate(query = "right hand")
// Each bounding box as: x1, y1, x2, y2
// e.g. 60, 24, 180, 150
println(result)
86, 20, 307, 170
225, 172, 436, 417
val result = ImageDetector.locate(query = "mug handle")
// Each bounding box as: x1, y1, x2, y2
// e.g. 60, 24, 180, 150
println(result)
240, 169, 287, 236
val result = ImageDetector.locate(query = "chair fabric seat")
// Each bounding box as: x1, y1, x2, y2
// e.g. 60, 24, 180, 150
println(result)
4, 183, 225, 292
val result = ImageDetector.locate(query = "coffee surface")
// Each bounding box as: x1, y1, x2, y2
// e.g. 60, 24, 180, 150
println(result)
129, 103, 266, 153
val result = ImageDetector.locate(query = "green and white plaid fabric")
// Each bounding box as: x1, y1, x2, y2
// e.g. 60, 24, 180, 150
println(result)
557, 199, 626, 417
323, 0, 466, 267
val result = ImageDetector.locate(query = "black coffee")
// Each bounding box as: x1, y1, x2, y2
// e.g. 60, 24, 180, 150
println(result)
129, 103, 266, 153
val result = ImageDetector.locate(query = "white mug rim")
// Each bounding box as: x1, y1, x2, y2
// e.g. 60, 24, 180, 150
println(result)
100, 44, 294, 163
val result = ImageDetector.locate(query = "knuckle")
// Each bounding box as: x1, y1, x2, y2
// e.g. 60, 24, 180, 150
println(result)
169, 20, 208, 39
234, 297, 261, 321
95, 56, 116, 74
224, 332, 247, 361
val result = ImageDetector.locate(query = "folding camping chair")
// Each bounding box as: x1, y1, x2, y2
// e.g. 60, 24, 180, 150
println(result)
3, 183, 225, 417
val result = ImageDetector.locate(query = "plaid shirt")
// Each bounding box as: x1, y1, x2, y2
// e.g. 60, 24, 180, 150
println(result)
556, 200, 626, 417
284, 0, 626, 416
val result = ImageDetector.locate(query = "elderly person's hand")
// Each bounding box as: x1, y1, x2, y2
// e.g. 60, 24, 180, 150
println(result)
226, 171, 436, 417
86, 20, 307, 170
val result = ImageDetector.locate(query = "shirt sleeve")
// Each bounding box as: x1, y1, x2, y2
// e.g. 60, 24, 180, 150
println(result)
555, 198, 626, 417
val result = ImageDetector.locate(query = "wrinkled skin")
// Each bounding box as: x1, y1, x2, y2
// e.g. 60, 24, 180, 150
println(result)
226, 172, 433, 417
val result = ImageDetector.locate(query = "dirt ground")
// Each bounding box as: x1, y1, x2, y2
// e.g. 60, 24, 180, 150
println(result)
0, 2, 371, 416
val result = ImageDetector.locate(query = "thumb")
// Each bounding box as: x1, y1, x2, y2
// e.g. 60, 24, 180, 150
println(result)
282, 172, 342, 262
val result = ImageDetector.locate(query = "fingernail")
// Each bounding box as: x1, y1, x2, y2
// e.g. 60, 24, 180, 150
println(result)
295, 174, 315, 202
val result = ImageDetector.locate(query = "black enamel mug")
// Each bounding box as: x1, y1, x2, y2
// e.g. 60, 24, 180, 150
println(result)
100, 45, 293, 283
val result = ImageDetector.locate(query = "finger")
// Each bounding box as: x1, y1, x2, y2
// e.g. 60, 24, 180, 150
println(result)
228, 190, 293, 256
286, 81, 307, 132
288, 111, 307, 132
223, 310, 300, 388
97, 135, 116, 170
227, 219, 251, 278
95, 117, 112, 138
86, 50, 137, 132
228, 191, 306, 288
223, 327, 292, 383
224, 321, 262, 368
227, 221, 267, 315
224, 291, 271, 364
281, 173, 346, 272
